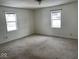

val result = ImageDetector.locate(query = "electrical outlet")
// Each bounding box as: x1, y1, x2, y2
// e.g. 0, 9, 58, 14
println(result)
70, 33, 73, 36
5, 36, 8, 39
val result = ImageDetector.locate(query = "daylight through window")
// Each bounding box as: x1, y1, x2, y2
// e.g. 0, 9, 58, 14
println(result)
5, 13, 17, 31
51, 10, 61, 28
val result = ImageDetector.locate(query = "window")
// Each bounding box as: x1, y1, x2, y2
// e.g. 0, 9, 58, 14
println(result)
5, 13, 17, 32
51, 10, 61, 28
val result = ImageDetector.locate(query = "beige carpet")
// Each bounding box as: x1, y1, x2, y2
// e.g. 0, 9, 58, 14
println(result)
0, 35, 78, 59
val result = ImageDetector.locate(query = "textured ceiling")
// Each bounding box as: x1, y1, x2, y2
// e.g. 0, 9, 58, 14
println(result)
0, 0, 77, 9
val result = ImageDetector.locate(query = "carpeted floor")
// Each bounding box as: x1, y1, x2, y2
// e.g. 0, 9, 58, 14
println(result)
0, 35, 78, 59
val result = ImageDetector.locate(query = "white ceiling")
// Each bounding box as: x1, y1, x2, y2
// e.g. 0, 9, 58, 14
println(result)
0, 0, 77, 9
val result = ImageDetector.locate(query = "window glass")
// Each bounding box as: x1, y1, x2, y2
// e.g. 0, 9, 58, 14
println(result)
5, 13, 17, 31
51, 10, 61, 28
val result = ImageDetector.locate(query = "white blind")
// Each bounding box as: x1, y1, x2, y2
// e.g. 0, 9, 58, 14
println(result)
51, 10, 61, 28
5, 13, 17, 31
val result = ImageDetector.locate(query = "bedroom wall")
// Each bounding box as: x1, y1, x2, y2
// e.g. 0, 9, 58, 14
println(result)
0, 2, 78, 44
34, 2, 78, 39
0, 6, 34, 44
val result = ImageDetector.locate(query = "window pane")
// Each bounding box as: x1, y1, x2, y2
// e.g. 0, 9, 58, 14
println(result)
7, 22, 17, 31
51, 20, 61, 28
51, 12, 61, 19
5, 13, 17, 32
51, 10, 61, 28
5, 14, 16, 22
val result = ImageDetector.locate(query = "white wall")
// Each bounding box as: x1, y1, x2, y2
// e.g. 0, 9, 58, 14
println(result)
0, 6, 34, 44
0, 2, 78, 44
34, 2, 78, 39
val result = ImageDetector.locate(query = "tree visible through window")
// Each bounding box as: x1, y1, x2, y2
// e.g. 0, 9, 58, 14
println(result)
51, 10, 61, 28
5, 13, 17, 31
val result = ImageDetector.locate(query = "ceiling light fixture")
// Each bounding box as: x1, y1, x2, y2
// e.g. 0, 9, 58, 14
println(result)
36, 0, 42, 5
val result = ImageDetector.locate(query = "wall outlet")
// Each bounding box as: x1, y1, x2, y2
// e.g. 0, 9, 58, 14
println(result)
70, 33, 73, 36
5, 36, 8, 39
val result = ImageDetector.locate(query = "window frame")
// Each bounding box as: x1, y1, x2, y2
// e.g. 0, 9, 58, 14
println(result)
50, 9, 62, 28
5, 13, 18, 32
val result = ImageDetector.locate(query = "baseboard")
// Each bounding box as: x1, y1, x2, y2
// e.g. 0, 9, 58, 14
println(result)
0, 34, 34, 45
34, 33, 77, 40
0, 33, 77, 45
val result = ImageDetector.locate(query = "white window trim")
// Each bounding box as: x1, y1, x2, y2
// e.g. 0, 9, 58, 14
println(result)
51, 9, 62, 28
5, 13, 18, 32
